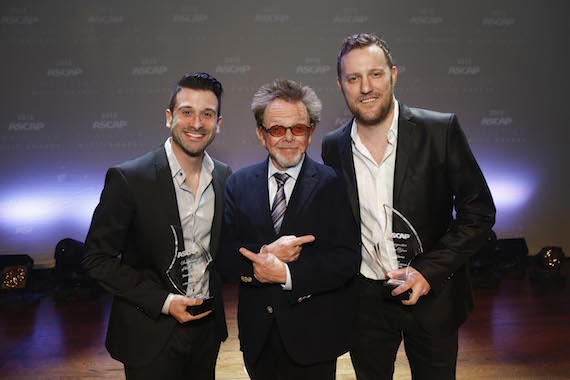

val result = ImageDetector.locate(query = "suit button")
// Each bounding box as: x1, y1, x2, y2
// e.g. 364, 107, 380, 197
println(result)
298, 297, 303, 302
266, 306, 273, 314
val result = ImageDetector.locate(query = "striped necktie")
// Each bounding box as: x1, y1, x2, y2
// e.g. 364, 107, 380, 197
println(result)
271, 173, 289, 234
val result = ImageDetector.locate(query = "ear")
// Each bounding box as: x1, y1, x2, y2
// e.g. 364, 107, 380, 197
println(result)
256, 127, 267, 148
215, 115, 222, 134
165, 109, 172, 129
307, 123, 315, 146
391, 66, 398, 87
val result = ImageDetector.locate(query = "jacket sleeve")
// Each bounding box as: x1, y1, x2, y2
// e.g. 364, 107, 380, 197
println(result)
412, 115, 496, 293
82, 168, 169, 319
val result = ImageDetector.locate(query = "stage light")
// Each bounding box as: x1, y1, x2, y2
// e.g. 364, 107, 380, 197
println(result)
530, 246, 565, 284
537, 247, 564, 270
0, 255, 33, 290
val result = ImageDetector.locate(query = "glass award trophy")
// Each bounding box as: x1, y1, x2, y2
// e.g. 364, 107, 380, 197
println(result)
166, 224, 212, 298
366, 205, 423, 299
383, 205, 423, 290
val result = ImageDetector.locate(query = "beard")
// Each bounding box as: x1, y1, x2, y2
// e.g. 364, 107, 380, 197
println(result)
347, 81, 395, 127
270, 148, 304, 170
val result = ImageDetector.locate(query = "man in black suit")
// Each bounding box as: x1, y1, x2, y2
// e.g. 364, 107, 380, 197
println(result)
218, 79, 361, 379
82, 72, 231, 379
321, 34, 496, 379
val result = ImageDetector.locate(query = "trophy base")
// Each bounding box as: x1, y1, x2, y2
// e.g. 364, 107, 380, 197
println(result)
383, 279, 412, 300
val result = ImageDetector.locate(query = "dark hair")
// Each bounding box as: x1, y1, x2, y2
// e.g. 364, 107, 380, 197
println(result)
251, 79, 322, 128
168, 72, 223, 115
337, 33, 394, 77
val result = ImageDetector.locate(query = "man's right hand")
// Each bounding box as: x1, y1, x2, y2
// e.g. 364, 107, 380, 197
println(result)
169, 295, 212, 323
263, 235, 315, 263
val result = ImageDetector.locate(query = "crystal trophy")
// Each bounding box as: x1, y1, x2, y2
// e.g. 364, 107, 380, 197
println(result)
383, 205, 423, 289
166, 225, 212, 298
366, 205, 423, 299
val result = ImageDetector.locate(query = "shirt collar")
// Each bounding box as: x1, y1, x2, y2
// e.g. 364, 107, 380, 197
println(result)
165, 137, 214, 182
267, 154, 305, 181
350, 98, 399, 146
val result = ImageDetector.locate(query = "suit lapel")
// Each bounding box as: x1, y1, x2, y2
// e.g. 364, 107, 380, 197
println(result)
253, 159, 276, 237
281, 156, 318, 233
210, 162, 225, 258
153, 146, 183, 246
339, 122, 361, 223
393, 104, 416, 208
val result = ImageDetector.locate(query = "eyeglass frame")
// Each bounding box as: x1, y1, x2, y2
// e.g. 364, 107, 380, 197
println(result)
258, 123, 314, 137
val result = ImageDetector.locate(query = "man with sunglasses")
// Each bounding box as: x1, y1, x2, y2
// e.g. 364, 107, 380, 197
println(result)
218, 79, 360, 379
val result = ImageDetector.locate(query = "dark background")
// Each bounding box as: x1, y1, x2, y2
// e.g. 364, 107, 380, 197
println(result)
1, 0, 568, 267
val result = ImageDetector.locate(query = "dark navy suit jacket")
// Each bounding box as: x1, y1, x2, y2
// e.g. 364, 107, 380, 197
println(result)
218, 155, 361, 365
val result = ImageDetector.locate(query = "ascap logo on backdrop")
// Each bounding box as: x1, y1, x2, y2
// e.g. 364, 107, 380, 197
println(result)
333, 8, 367, 24
216, 57, 250, 75
481, 110, 513, 127
88, 8, 124, 24
448, 58, 480, 75
47, 59, 83, 77
409, 8, 443, 25
132, 57, 168, 76
92, 112, 128, 129
254, 5, 289, 23
1, 8, 39, 25
296, 58, 331, 75
173, 6, 208, 23
8, 114, 45, 132
483, 10, 515, 27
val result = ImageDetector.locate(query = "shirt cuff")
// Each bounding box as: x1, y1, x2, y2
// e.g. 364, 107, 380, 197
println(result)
281, 264, 292, 290
161, 293, 176, 315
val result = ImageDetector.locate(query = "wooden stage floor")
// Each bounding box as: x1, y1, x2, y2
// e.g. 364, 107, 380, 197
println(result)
1, 266, 569, 379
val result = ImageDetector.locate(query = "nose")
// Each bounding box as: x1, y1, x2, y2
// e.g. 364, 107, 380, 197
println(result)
360, 76, 372, 94
283, 128, 295, 142
190, 113, 202, 128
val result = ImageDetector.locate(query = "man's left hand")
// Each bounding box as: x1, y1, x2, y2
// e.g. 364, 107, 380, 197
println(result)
388, 266, 431, 305
240, 247, 287, 284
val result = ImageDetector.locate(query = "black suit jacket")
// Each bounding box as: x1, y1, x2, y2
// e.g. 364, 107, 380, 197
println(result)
82, 145, 231, 367
217, 156, 361, 365
322, 103, 495, 334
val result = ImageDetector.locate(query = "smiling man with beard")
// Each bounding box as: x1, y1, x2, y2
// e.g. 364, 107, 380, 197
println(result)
322, 34, 495, 380
218, 79, 360, 379
82, 72, 231, 380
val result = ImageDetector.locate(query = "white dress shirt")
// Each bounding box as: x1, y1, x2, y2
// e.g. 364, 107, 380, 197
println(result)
351, 99, 399, 280
266, 154, 305, 290
162, 137, 215, 314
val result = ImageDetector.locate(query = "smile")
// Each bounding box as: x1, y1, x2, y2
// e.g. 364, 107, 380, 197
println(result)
360, 97, 378, 103
184, 131, 205, 139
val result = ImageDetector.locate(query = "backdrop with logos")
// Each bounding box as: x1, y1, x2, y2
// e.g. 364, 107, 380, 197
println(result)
1, 0, 568, 267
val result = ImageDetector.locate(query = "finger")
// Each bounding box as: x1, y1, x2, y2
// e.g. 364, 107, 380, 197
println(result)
240, 247, 261, 263
185, 297, 204, 306
187, 309, 212, 321
293, 235, 316, 245
391, 283, 411, 296
387, 268, 406, 278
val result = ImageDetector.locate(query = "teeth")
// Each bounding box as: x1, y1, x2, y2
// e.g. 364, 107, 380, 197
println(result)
361, 98, 376, 103
185, 132, 203, 138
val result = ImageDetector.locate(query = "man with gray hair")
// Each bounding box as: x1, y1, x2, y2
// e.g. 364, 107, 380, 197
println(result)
218, 79, 360, 379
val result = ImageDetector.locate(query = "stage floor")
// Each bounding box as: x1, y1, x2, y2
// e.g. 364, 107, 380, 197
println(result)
1, 265, 569, 379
